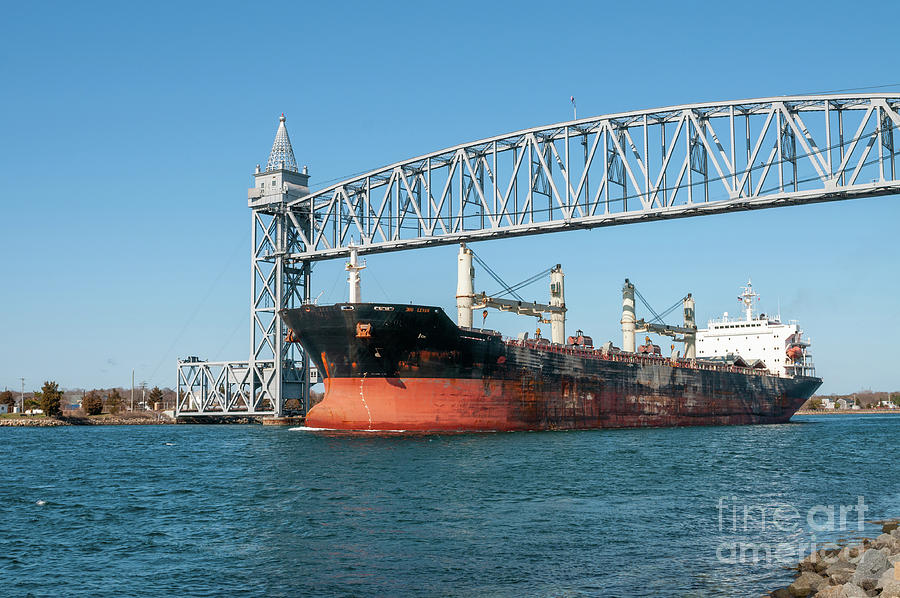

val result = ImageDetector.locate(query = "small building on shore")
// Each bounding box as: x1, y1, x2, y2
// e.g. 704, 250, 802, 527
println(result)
0, 404, 7, 414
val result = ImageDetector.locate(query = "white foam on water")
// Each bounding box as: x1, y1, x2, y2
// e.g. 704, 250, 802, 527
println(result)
362, 429, 408, 433
288, 426, 409, 433
35, 500, 46, 506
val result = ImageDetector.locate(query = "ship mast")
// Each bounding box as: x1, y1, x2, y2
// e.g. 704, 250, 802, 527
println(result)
739, 279, 759, 321
346, 244, 366, 303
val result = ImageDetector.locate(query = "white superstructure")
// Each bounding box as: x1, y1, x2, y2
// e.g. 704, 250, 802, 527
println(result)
696, 281, 815, 377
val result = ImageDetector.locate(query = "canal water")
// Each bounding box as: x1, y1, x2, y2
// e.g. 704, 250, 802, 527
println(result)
1, 415, 897, 597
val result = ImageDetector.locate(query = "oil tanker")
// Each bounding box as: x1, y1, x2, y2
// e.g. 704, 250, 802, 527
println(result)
280, 245, 821, 431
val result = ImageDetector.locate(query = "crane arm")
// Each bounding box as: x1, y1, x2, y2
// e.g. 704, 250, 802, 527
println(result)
634, 319, 696, 337
473, 292, 566, 319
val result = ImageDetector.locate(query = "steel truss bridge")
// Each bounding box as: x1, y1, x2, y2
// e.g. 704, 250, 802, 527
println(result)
176, 94, 900, 417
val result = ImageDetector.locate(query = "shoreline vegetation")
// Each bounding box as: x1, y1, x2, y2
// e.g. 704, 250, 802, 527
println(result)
770, 520, 900, 598
0, 380, 182, 426
803, 391, 900, 412
0, 413, 174, 427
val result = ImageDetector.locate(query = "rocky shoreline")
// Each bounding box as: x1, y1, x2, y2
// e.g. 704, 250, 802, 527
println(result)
771, 521, 900, 597
0, 415, 174, 427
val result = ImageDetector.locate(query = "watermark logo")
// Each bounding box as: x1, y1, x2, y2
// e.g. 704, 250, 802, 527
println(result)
715, 495, 868, 565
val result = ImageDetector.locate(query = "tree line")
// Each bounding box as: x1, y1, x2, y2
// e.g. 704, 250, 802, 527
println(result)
0, 383, 176, 418
804, 390, 900, 410
0, 382, 67, 417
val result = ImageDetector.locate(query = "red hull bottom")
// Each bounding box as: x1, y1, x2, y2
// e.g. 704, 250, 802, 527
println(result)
306, 377, 797, 432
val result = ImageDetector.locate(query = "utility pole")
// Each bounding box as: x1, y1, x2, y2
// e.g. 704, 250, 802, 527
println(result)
20, 377, 24, 414
131, 369, 135, 411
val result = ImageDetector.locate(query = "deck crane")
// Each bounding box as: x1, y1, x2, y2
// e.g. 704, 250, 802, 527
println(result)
622, 279, 697, 358
456, 244, 566, 344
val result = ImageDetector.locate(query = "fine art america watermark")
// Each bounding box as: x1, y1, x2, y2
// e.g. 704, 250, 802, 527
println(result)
715, 496, 868, 565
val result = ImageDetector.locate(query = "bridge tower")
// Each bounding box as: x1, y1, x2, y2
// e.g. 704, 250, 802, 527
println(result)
176, 115, 314, 417
248, 114, 312, 415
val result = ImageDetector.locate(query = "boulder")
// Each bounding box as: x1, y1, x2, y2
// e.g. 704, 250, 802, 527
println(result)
840, 584, 866, 598
826, 561, 856, 585
772, 587, 794, 598
813, 586, 844, 598
883, 579, 900, 598
790, 572, 827, 597
883, 521, 899, 534
842, 583, 868, 598
812, 583, 867, 598
800, 560, 816, 573
850, 548, 889, 586
877, 567, 896, 590
874, 533, 895, 549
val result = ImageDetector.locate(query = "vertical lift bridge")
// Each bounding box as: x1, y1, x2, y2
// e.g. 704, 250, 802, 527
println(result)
176, 95, 900, 417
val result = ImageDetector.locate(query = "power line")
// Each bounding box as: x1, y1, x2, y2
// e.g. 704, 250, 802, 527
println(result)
798, 82, 900, 95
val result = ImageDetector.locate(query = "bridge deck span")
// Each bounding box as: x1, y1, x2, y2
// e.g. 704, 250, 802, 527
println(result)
255, 94, 899, 261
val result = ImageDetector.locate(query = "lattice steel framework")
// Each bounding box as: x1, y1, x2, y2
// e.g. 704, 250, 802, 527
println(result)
176, 116, 313, 417
266, 114, 298, 172
288, 94, 900, 261
178, 95, 900, 417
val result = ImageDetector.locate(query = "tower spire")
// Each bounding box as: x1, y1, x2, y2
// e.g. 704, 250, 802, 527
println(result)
266, 113, 298, 173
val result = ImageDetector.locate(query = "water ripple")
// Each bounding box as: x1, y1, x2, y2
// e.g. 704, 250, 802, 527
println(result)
0, 416, 897, 596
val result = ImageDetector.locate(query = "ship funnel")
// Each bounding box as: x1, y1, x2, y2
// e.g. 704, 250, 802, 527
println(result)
683, 293, 696, 359
549, 265, 565, 344
456, 244, 474, 327
622, 279, 636, 353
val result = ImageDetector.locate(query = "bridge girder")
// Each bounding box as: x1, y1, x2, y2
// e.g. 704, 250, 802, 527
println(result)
274, 94, 899, 261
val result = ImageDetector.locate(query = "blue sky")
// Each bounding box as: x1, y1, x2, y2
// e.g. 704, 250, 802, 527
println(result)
1, 1, 898, 394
